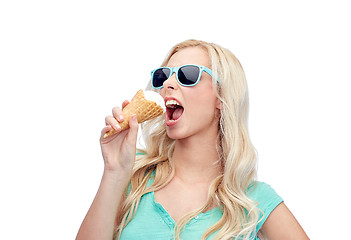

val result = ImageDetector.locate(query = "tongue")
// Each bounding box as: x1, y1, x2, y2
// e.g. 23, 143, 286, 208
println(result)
172, 107, 184, 120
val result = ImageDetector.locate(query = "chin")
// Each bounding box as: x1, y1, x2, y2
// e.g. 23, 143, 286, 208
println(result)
165, 127, 188, 140
166, 131, 182, 140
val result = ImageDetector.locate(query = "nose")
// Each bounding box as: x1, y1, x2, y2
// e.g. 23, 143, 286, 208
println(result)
162, 72, 178, 90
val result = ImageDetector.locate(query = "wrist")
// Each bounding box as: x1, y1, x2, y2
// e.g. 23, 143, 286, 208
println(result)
102, 168, 132, 184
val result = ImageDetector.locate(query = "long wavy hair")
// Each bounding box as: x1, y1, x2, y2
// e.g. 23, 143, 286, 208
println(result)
115, 39, 261, 240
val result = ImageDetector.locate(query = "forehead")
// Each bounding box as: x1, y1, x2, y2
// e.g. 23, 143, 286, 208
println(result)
167, 46, 211, 68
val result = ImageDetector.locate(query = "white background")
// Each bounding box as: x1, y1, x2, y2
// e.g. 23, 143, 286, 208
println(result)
1, 0, 350, 239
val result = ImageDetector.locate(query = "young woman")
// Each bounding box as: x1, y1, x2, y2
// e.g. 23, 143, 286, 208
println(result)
77, 40, 309, 240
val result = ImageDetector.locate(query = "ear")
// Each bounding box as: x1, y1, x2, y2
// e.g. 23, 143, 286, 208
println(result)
216, 97, 222, 110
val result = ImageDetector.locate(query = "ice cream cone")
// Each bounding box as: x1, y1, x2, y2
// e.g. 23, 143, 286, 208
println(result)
103, 89, 165, 138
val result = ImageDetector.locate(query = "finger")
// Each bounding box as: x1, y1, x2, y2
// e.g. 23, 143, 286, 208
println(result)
101, 125, 112, 135
100, 125, 121, 143
100, 125, 112, 141
105, 115, 121, 131
126, 114, 139, 145
112, 106, 125, 122
122, 100, 130, 109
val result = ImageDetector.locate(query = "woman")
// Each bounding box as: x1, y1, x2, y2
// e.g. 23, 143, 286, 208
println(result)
77, 40, 309, 239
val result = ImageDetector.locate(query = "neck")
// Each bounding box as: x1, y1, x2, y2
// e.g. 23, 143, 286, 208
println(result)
172, 135, 222, 184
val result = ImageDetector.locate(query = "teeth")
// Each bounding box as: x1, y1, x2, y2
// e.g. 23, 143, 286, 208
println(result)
166, 100, 181, 109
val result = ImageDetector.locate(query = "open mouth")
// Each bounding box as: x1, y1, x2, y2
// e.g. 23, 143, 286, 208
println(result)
166, 99, 184, 124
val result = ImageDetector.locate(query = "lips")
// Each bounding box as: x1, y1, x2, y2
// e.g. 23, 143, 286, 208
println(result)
165, 98, 184, 126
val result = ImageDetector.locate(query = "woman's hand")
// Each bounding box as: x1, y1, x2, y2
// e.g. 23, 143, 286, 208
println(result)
77, 100, 138, 240
100, 100, 139, 177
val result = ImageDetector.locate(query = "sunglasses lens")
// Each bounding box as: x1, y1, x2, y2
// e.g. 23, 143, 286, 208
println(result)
153, 68, 170, 88
178, 66, 200, 86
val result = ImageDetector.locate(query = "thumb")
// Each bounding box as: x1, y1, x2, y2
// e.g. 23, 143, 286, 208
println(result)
126, 114, 139, 144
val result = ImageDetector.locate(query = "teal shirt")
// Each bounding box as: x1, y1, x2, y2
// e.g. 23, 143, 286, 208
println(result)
120, 173, 283, 240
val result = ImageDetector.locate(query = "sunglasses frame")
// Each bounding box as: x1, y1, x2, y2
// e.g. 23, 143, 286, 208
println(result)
151, 64, 217, 89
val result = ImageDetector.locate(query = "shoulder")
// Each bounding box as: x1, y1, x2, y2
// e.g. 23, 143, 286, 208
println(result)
247, 181, 282, 203
247, 181, 284, 231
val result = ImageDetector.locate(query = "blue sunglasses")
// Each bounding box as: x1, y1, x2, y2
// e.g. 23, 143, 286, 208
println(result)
151, 64, 218, 89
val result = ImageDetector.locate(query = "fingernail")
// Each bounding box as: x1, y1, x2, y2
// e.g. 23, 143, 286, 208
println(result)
114, 124, 121, 131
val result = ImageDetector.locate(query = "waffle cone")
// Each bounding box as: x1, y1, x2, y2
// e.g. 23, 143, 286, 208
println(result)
104, 89, 164, 138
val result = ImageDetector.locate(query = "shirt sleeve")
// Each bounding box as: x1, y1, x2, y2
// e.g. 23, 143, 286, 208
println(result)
247, 182, 283, 231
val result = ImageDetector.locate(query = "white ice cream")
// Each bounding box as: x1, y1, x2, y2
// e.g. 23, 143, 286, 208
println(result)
143, 90, 166, 112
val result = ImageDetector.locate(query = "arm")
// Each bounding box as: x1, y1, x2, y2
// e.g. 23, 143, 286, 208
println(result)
76, 171, 129, 240
76, 101, 138, 240
257, 202, 309, 240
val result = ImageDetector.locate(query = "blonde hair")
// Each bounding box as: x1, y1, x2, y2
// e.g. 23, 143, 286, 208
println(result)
115, 40, 261, 240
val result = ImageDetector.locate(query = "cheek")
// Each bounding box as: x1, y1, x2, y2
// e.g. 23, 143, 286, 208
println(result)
187, 94, 218, 118
159, 88, 166, 98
